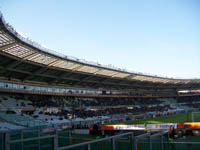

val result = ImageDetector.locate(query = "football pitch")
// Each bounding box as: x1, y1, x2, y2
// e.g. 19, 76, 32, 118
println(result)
116, 112, 193, 125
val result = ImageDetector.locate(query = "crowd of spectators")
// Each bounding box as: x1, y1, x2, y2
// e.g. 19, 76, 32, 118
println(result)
1, 94, 200, 121
23, 95, 170, 119
176, 96, 200, 103
28, 95, 162, 107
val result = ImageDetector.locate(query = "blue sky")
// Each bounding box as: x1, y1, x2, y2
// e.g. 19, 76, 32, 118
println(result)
1, 0, 200, 78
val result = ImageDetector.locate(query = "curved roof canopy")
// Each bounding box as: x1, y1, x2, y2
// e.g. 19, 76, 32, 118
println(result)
0, 12, 199, 91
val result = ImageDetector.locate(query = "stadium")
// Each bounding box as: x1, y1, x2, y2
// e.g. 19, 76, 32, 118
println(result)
0, 6, 200, 150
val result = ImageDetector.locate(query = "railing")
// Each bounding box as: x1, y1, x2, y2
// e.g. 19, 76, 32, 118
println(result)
58, 132, 134, 150
2, 126, 171, 150
3, 127, 200, 150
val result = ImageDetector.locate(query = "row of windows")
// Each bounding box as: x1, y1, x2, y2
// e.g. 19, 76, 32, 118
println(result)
0, 81, 125, 95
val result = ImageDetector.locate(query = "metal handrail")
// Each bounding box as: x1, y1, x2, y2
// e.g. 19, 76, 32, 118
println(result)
150, 131, 168, 138
135, 133, 150, 139
168, 142, 200, 144
4, 129, 172, 150
9, 135, 55, 144
58, 132, 133, 150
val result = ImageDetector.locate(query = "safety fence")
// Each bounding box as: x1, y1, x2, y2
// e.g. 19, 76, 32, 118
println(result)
1, 129, 200, 150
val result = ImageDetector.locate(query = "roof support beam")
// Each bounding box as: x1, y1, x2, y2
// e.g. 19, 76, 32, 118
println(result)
72, 75, 94, 85
49, 72, 74, 83
23, 53, 39, 60
23, 67, 49, 81
32, 67, 48, 74
0, 59, 22, 74
81, 75, 94, 81
5, 60, 22, 69
0, 42, 16, 51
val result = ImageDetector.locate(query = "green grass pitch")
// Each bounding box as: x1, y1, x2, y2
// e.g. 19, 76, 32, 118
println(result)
114, 112, 193, 125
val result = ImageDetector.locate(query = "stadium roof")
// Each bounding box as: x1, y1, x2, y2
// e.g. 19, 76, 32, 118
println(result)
0, 12, 199, 92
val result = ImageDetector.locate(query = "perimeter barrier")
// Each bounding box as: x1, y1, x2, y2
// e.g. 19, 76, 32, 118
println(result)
2, 128, 200, 150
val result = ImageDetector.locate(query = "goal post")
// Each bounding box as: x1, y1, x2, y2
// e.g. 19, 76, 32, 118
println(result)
192, 112, 200, 122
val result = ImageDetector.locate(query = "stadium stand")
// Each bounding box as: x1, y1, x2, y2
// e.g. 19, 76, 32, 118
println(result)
0, 12, 200, 150
0, 93, 199, 129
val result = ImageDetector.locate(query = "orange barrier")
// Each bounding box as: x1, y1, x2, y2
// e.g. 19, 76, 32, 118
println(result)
90, 122, 200, 131
177, 122, 200, 129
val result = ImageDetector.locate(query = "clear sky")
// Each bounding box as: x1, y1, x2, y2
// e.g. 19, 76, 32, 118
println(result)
1, 0, 200, 79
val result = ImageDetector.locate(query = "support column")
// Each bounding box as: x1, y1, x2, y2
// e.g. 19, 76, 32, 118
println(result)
5, 132, 10, 150
54, 129, 58, 150
38, 130, 40, 150
88, 144, 91, 150
111, 138, 115, 150
131, 133, 134, 150
160, 136, 164, 150
149, 135, 152, 150
21, 131, 24, 150
133, 138, 137, 150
